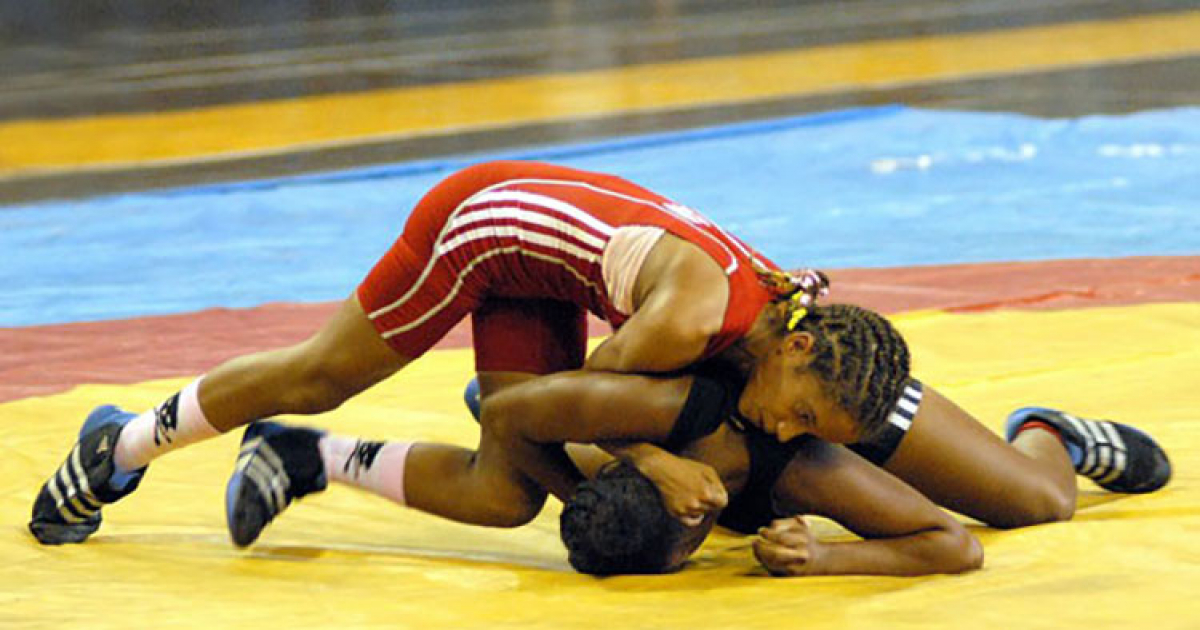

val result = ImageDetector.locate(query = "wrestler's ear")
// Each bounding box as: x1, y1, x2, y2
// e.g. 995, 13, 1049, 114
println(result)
783, 331, 816, 357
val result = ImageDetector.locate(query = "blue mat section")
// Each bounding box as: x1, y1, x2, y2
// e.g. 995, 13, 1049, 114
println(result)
2, 106, 1197, 327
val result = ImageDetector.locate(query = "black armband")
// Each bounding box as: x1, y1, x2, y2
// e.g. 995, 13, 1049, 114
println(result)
663, 376, 734, 452
846, 378, 924, 467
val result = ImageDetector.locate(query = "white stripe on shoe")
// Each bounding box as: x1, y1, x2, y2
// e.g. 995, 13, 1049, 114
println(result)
1092, 422, 1128, 484
1062, 414, 1099, 474
245, 456, 288, 515
236, 440, 290, 516
47, 473, 86, 524
68, 448, 101, 512
1098, 421, 1127, 451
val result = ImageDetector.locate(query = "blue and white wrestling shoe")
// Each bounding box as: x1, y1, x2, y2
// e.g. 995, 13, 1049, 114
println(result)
29, 405, 148, 544
225, 421, 327, 547
1006, 407, 1171, 494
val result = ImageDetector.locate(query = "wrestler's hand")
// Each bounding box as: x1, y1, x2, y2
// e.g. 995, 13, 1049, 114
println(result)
753, 516, 825, 577
633, 450, 728, 526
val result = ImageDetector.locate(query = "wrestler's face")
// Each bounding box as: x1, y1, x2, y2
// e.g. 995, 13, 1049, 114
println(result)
737, 332, 861, 444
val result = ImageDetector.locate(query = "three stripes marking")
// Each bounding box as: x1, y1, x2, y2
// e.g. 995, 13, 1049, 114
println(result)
234, 437, 290, 517
45, 445, 103, 524
886, 380, 924, 432
1061, 413, 1128, 485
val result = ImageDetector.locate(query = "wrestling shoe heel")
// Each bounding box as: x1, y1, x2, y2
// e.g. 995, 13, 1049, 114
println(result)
226, 421, 327, 547
1006, 407, 1171, 494
29, 405, 148, 545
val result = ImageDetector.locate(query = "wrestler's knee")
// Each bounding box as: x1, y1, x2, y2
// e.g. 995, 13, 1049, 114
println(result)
479, 497, 542, 528
986, 479, 1075, 529
476, 390, 525, 435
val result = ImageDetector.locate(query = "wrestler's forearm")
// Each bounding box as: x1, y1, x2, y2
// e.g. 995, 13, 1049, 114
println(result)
600, 441, 667, 464
484, 372, 686, 444
809, 528, 982, 577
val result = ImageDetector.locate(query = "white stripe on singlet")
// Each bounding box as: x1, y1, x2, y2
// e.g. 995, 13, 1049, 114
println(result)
491, 178, 741, 274
438, 222, 604, 263
379, 245, 604, 340
465, 189, 616, 238
368, 185, 614, 322
444, 206, 609, 251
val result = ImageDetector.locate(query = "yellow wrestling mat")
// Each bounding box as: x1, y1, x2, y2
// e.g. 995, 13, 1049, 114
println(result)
3, 304, 1198, 629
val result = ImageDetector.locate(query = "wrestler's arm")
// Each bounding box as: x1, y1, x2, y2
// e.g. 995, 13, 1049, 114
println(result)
585, 239, 730, 373
758, 439, 983, 577
484, 372, 727, 520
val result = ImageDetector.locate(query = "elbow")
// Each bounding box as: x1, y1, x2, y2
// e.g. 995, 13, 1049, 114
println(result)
479, 391, 524, 438
940, 526, 984, 574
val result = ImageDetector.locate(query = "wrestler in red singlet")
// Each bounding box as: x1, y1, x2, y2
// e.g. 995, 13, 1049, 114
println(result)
358, 160, 779, 374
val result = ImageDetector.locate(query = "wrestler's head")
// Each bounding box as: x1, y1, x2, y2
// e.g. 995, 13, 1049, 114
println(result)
740, 297, 911, 444
561, 460, 713, 575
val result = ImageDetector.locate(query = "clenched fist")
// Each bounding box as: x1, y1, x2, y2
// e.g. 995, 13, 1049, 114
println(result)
753, 516, 825, 576
635, 451, 728, 526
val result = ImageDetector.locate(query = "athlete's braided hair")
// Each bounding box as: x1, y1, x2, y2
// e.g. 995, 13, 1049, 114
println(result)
754, 265, 911, 440
793, 304, 911, 440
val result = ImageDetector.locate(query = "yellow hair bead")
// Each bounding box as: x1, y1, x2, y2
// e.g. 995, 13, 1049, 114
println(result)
787, 304, 808, 331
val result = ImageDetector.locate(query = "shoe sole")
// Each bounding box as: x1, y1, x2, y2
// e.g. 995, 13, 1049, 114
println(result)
29, 517, 100, 545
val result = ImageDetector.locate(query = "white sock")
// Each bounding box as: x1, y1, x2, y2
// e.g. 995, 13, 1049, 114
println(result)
114, 378, 220, 472
319, 434, 414, 505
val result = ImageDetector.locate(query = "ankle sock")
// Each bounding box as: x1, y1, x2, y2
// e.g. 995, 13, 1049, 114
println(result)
319, 435, 414, 505
113, 378, 220, 474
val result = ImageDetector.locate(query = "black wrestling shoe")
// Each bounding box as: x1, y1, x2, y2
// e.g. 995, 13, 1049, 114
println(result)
1006, 407, 1171, 494
225, 421, 327, 547
29, 405, 148, 545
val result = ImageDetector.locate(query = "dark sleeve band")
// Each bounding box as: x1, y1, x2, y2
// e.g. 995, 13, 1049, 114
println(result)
846, 378, 924, 467
663, 375, 733, 452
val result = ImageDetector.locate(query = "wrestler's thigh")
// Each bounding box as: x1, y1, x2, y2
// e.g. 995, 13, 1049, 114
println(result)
295, 293, 413, 391
883, 386, 1058, 523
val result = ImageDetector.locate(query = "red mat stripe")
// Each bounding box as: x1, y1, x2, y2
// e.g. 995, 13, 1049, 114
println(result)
1, 256, 1195, 403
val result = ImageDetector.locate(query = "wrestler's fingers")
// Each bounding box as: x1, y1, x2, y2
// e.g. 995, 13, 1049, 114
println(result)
752, 537, 810, 574
700, 471, 728, 509
759, 516, 810, 547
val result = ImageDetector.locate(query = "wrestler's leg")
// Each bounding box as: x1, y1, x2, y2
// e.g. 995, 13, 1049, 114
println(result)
329, 298, 589, 527
882, 386, 1076, 528
113, 159, 495, 472
400, 372, 585, 526
202, 294, 410, 431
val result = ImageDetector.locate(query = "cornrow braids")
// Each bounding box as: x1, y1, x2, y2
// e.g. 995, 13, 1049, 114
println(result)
789, 304, 912, 441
